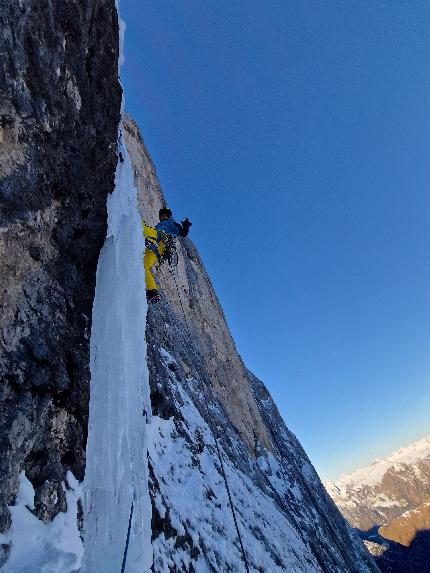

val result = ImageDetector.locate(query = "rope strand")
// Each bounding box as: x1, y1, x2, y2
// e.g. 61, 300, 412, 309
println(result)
120, 499, 134, 573
170, 265, 250, 573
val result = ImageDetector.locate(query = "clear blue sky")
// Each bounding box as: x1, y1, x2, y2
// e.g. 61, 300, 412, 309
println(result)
120, 1, 430, 481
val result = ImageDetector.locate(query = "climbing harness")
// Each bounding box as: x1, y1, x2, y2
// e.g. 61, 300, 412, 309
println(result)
158, 231, 178, 267
170, 266, 251, 573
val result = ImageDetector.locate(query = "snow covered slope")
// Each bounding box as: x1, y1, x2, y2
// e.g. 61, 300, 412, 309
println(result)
325, 436, 430, 530
123, 115, 379, 573
0, 472, 83, 572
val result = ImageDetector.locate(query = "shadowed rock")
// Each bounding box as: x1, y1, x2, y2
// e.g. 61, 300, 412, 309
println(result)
0, 0, 121, 531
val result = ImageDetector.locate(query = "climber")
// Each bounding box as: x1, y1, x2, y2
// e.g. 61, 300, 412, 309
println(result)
143, 207, 192, 302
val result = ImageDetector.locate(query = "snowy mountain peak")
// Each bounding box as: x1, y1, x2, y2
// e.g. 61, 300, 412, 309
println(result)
325, 435, 430, 532
386, 435, 430, 465
330, 436, 430, 492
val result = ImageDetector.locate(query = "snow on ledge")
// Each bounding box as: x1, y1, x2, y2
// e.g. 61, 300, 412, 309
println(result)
0, 471, 83, 573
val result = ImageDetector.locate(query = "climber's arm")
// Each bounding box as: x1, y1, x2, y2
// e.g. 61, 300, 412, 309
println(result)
178, 218, 192, 237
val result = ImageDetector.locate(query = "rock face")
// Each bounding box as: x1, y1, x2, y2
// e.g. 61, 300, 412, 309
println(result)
371, 502, 430, 573
0, 0, 121, 533
362, 524, 430, 573
0, 5, 382, 565
123, 114, 379, 572
379, 501, 430, 547
123, 116, 271, 457
325, 436, 430, 531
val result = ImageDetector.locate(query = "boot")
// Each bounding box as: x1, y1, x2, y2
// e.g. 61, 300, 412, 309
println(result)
146, 289, 160, 303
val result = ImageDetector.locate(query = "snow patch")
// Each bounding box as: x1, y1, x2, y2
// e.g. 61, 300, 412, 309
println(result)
66, 75, 81, 111
0, 472, 83, 573
149, 380, 320, 572
363, 540, 389, 557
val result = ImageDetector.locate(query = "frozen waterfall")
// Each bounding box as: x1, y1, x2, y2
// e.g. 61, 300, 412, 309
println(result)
80, 135, 153, 573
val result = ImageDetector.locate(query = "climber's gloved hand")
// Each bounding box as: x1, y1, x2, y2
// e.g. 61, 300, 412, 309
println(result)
179, 218, 192, 237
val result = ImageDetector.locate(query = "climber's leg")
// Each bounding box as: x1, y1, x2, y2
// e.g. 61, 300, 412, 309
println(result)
143, 223, 158, 240
144, 248, 158, 291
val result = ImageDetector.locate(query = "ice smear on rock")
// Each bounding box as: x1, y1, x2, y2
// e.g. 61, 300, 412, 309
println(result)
0, 472, 83, 573
80, 136, 153, 573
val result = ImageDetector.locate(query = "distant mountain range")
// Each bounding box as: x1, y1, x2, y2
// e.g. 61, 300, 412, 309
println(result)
325, 436, 430, 530
325, 436, 430, 572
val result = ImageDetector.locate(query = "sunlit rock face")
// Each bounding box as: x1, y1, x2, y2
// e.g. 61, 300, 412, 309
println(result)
0, 0, 121, 532
379, 501, 430, 547
124, 115, 379, 572
375, 502, 430, 573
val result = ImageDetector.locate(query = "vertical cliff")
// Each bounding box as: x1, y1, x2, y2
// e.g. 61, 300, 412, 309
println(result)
123, 115, 380, 572
0, 3, 382, 568
0, 0, 121, 534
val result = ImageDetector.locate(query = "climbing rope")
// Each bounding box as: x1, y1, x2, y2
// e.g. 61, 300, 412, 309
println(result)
119, 501, 154, 573
120, 499, 134, 573
171, 262, 330, 572
159, 244, 358, 572
248, 383, 360, 572
170, 265, 251, 573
